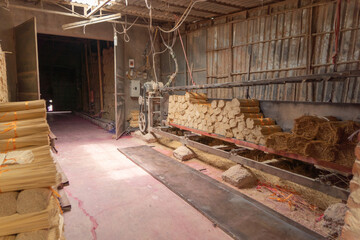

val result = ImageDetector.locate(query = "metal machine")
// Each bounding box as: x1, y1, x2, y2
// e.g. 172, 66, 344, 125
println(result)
138, 81, 165, 134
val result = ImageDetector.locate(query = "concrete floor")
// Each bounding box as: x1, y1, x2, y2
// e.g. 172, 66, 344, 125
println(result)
48, 113, 232, 240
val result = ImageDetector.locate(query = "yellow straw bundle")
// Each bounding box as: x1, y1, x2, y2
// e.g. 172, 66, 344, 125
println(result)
0, 109, 46, 123
0, 100, 45, 113
0, 162, 59, 193
0, 197, 60, 236
0, 133, 49, 153
0, 118, 47, 127
0, 123, 49, 140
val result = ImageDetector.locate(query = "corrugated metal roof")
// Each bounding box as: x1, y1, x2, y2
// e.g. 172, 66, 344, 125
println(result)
58, 0, 283, 22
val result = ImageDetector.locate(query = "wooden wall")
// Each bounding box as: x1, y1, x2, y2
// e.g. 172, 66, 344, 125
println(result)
161, 0, 360, 103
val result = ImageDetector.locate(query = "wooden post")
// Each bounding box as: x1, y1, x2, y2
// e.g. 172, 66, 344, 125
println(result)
97, 40, 104, 111
84, 42, 91, 109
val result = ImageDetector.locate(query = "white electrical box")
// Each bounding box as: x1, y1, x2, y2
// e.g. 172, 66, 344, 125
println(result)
130, 80, 140, 97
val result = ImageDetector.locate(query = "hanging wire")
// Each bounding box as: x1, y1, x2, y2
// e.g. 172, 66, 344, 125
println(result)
157, 0, 206, 33
112, 16, 139, 43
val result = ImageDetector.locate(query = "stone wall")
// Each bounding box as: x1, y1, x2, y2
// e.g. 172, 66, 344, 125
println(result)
341, 134, 360, 239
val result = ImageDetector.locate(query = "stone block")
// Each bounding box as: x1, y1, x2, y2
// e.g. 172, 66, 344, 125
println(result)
221, 165, 257, 189
143, 133, 157, 143
173, 146, 196, 161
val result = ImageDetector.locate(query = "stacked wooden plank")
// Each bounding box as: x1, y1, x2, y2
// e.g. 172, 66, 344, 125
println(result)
167, 93, 282, 145
266, 115, 360, 168
0, 100, 64, 239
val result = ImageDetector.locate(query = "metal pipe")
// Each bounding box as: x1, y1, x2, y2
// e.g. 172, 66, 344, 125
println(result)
162, 70, 360, 92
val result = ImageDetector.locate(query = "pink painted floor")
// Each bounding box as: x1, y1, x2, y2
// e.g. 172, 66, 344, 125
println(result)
48, 113, 232, 240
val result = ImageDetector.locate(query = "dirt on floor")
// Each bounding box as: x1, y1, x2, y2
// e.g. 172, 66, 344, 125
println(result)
140, 134, 343, 238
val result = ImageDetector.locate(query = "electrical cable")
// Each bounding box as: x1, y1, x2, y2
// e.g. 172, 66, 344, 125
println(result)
157, 0, 206, 33
112, 16, 139, 43
177, 29, 196, 85
159, 32, 178, 87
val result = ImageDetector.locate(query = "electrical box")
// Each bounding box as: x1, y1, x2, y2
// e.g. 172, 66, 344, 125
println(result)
130, 80, 140, 97
129, 59, 135, 68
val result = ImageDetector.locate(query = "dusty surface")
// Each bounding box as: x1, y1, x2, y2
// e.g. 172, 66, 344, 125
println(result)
48, 113, 232, 240
323, 203, 347, 238
147, 135, 338, 237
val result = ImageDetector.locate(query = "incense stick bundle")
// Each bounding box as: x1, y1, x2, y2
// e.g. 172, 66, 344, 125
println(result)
17, 188, 52, 214
0, 133, 49, 153
0, 118, 47, 127
0, 197, 60, 236
0, 123, 49, 140
0, 192, 18, 217
15, 227, 60, 240
0, 236, 15, 240
30, 146, 53, 163
0, 109, 46, 123
0, 100, 45, 113
0, 163, 59, 192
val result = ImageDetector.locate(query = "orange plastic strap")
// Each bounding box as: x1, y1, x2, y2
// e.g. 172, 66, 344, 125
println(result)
5, 138, 16, 153
0, 123, 17, 138
14, 112, 17, 121
50, 188, 63, 214
0, 113, 7, 121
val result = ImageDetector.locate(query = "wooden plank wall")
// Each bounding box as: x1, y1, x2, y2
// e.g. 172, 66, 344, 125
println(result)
178, 0, 360, 103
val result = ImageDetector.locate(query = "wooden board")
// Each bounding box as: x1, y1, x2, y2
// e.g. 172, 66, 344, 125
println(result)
119, 145, 323, 240
14, 18, 40, 101
58, 189, 71, 212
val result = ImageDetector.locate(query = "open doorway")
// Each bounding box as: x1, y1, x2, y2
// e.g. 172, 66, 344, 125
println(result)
37, 34, 115, 121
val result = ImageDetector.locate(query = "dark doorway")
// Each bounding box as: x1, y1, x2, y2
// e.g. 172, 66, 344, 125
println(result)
38, 34, 83, 111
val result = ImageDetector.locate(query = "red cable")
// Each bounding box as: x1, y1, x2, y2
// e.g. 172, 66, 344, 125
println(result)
177, 28, 196, 86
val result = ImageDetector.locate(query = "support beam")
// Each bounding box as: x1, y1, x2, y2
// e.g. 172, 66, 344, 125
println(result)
97, 40, 104, 111
161, 70, 360, 92
62, 13, 122, 30
85, 0, 111, 18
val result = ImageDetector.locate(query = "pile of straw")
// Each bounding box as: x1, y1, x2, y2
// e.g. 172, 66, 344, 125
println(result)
266, 115, 360, 167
